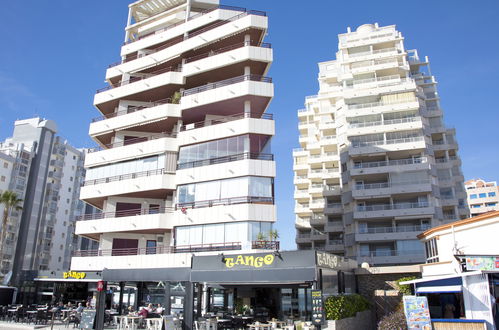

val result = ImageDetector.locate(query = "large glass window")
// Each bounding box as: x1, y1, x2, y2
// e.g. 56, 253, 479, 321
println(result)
85, 154, 165, 180
178, 134, 271, 166
177, 176, 273, 204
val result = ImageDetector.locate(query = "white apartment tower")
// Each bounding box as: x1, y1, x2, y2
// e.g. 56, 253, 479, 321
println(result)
294, 24, 468, 266
72, 0, 275, 271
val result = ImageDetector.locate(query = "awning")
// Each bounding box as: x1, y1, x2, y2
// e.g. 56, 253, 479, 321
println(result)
190, 267, 316, 284
416, 285, 462, 293
34, 278, 101, 283
102, 267, 190, 282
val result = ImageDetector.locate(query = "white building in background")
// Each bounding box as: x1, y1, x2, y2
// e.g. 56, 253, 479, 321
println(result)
71, 0, 276, 271
465, 179, 499, 217
293, 23, 468, 266
0, 118, 89, 293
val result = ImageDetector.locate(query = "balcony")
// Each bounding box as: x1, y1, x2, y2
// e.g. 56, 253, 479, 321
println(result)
325, 222, 343, 232
89, 100, 180, 144
108, 9, 268, 80
357, 249, 425, 265
177, 152, 273, 170
75, 207, 175, 240
180, 74, 273, 112
85, 134, 177, 167
326, 240, 344, 252
353, 180, 432, 198
80, 169, 175, 207
349, 136, 426, 155
346, 47, 402, 61
350, 58, 405, 75
351, 157, 429, 176
251, 240, 280, 250
340, 31, 399, 48
355, 225, 431, 242
295, 233, 311, 244
348, 117, 423, 136
324, 185, 341, 196
310, 230, 327, 241
294, 189, 309, 200
354, 202, 434, 219
324, 203, 343, 214
346, 99, 420, 117
295, 203, 311, 215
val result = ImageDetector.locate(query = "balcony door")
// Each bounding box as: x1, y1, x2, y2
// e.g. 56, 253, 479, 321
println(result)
112, 238, 139, 256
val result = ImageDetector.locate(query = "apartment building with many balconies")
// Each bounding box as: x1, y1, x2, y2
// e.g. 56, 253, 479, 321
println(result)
71, 0, 275, 274
465, 179, 499, 216
294, 23, 468, 266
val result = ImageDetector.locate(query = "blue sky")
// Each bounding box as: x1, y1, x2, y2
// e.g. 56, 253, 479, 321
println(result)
1, 0, 498, 250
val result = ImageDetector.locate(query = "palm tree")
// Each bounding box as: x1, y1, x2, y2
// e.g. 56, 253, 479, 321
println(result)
269, 229, 279, 241
0, 191, 23, 269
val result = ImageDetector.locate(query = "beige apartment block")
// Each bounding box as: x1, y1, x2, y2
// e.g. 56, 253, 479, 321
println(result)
293, 23, 469, 266
465, 179, 499, 216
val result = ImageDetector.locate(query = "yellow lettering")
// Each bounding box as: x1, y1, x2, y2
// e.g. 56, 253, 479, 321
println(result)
263, 254, 274, 265
235, 255, 244, 265
244, 256, 254, 267
254, 257, 263, 268
225, 258, 235, 268
80, 272, 86, 279
63, 272, 68, 279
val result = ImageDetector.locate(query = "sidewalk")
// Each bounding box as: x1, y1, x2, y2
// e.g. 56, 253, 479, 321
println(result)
0, 320, 116, 329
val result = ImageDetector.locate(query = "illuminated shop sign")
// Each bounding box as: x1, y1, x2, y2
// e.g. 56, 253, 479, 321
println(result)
63, 271, 87, 280
225, 254, 275, 268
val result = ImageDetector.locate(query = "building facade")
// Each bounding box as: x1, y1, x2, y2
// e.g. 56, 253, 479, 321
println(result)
0, 118, 88, 291
71, 0, 275, 271
293, 23, 468, 266
465, 179, 499, 217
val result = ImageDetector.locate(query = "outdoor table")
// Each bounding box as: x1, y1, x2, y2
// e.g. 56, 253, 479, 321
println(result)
269, 321, 286, 328
249, 323, 272, 330
146, 317, 163, 329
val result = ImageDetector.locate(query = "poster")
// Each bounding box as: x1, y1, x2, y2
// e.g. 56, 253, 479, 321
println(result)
403, 296, 432, 330
465, 256, 499, 271
311, 290, 324, 325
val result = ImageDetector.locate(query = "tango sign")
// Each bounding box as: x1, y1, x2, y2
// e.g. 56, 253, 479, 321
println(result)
225, 254, 275, 268
63, 271, 86, 280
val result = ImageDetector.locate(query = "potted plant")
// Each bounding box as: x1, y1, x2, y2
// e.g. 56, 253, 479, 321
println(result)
256, 232, 266, 241
269, 229, 279, 241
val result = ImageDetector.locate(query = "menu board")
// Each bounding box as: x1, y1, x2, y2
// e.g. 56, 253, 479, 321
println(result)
465, 256, 499, 271
79, 309, 96, 329
403, 296, 432, 330
311, 290, 324, 325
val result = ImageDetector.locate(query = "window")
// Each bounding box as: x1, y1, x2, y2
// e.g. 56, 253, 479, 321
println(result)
0, 176, 5, 182
470, 194, 477, 199
489, 192, 496, 197
68, 188, 71, 192
486, 203, 497, 207
3, 162, 8, 168
471, 204, 481, 208
479, 193, 487, 198
424, 238, 439, 263
70, 177, 73, 182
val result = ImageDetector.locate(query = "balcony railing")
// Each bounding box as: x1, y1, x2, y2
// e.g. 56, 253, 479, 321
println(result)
355, 180, 430, 190
83, 168, 168, 186
326, 203, 342, 209
76, 206, 174, 221
91, 97, 173, 123
329, 240, 343, 245
87, 132, 176, 153
347, 98, 418, 110
97, 66, 180, 93
348, 47, 399, 58
351, 136, 424, 148
179, 112, 273, 131
341, 32, 397, 46
358, 225, 430, 234
177, 196, 273, 209
73, 241, 242, 257
357, 202, 430, 212
113, 7, 267, 67
177, 152, 273, 170
181, 74, 272, 97
184, 40, 271, 63
349, 116, 419, 129
252, 240, 280, 250
353, 157, 426, 169
359, 249, 423, 257
124, 5, 251, 45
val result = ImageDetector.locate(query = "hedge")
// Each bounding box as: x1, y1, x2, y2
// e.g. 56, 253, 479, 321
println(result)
324, 294, 370, 320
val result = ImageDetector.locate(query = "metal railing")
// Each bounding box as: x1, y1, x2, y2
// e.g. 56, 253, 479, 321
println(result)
329, 240, 343, 245
349, 116, 419, 128
182, 74, 272, 97
347, 98, 418, 110
179, 112, 272, 131
252, 240, 280, 250
97, 66, 180, 93
113, 7, 266, 67
87, 132, 176, 153
353, 157, 427, 169
177, 152, 273, 170
359, 249, 424, 257
83, 168, 168, 186
351, 136, 423, 148
327, 203, 342, 209
358, 225, 430, 234
357, 202, 430, 212
91, 97, 172, 122
184, 40, 271, 63
76, 206, 174, 221
177, 196, 273, 209
355, 180, 430, 190
341, 32, 397, 46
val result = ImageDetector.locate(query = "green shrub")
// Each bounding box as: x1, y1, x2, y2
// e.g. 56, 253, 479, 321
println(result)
324, 294, 370, 320
395, 276, 417, 296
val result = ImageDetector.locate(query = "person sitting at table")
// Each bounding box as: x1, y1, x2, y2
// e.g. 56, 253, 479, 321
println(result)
75, 303, 84, 314
156, 304, 164, 315
126, 305, 134, 315
138, 306, 149, 319
146, 303, 154, 313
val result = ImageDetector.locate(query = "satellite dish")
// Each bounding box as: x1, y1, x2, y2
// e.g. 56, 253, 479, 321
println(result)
2, 271, 12, 286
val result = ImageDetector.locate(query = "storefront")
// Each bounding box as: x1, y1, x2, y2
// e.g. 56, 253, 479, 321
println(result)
190, 250, 358, 321
31, 270, 102, 305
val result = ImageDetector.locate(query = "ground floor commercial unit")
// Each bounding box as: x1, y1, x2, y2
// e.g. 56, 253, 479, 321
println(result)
39, 250, 358, 329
